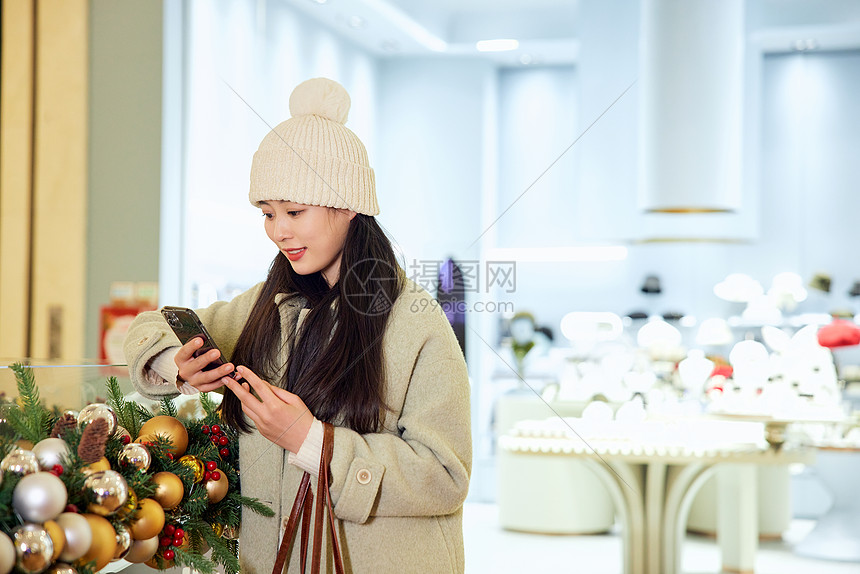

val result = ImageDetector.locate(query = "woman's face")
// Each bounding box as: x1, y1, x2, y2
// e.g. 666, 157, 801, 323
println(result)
260, 201, 356, 286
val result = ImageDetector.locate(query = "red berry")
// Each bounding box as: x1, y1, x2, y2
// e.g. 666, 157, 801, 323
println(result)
65, 504, 78, 513
201, 425, 210, 434
217, 435, 228, 446
205, 461, 217, 471
211, 470, 221, 481
203, 471, 211, 481
211, 436, 220, 445
160, 537, 172, 547
211, 424, 221, 435
164, 524, 176, 536
167, 453, 174, 460
121, 435, 131, 445
51, 464, 64, 475
163, 549, 175, 561
219, 448, 229, 457
173, 536, 184, 547
174, 528, 185, 538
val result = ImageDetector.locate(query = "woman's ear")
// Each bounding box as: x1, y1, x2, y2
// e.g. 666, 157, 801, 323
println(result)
346, 209, 357, 221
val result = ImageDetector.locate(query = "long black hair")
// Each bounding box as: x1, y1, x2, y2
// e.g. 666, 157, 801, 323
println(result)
221, 213, 403, 434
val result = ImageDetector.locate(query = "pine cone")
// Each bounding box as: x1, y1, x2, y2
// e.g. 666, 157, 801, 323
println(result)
50, 413, 78, 438
78, 418, 108, 463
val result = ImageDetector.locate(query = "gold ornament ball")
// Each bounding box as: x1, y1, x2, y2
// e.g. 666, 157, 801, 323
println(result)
151, 472, 184, 510
177, 455, 205, 483
77, 514, 116, 571
42, 520, 65, 561
205, 471, 229, 503
124, 535, 158, 564
45, 565, 77, 574
81, 456, 110, 475
130, 498, 165, 540
112, 525, 132, 561
136, 415, 188, 456
118, 487, 138, 518
212, 523, 224, 537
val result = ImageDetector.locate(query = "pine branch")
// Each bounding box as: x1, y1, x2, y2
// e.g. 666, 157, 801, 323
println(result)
173, 547, 215, 574
7, 364, 50, 443
229, 492, 275, 517
160, 397, 178, 418
196, 519, 240, 574
199, 392, 218, 418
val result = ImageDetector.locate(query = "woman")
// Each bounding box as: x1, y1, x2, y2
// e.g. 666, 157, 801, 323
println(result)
124, 78, 471, 573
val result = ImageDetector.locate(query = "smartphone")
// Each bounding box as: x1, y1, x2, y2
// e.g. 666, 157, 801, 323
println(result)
161, 306, 233, 374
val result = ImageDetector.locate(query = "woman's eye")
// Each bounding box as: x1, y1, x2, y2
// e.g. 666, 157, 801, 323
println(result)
262, 212, 273, 220
287, 210, 302, 217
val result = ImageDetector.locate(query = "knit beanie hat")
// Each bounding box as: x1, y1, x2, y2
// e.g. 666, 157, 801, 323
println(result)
249, 77, 379, 215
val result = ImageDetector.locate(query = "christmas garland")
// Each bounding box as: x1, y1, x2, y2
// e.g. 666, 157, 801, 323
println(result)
0, 364, 273, 574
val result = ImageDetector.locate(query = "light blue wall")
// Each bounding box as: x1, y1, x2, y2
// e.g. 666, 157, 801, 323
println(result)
490, 50, 860, 340
178, 0, 379, 306
375, 58, 493, 268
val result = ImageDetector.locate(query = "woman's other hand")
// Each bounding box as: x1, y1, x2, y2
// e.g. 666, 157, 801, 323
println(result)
221, 365, 313, 453
174, 336, 235, 393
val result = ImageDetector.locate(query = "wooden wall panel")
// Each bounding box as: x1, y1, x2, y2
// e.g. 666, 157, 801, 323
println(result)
0, 0, 35, 359
29, 0, 89, 360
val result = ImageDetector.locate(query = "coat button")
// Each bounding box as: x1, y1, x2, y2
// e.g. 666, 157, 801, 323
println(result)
356, 469, 371, 485
137, 336, 148, 346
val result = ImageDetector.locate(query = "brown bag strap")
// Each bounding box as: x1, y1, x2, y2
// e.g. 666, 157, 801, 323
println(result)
272, 422, 344, 574
272, 471, 312, 574
311, 422, 344, 574
300, 486, 313, 573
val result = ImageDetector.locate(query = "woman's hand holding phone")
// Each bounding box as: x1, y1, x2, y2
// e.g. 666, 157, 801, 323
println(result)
175, 337, 238, 393
220, 366, 313, 453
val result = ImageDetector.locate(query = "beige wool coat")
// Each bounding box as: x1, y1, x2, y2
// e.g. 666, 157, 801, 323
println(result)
123, 277, 472, 573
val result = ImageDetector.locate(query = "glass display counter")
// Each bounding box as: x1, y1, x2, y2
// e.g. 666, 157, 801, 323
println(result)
0, 359, 134, 412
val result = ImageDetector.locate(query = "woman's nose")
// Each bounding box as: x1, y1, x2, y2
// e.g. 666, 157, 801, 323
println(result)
274, 217, 294, 241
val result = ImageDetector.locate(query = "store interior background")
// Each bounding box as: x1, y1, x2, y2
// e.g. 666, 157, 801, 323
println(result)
2, 0, 860, 572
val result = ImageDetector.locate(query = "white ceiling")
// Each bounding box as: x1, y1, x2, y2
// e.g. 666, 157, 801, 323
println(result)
282, 0, 860, 65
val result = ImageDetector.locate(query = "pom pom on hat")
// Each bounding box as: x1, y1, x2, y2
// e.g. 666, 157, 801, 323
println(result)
289, 77, 350, 124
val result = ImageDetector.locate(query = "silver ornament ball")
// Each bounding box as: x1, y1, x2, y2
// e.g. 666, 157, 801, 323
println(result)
55, 512, 92, 562
32, 438, 70, 470
118, 442, 151, 472
46, 566, 78, 574
0, 531, 14, 574
84, 469, 128, 516
12, 524, 53, 574
12, 472, 68, 523
0, 449, 39, 477
76, 403, 118, 435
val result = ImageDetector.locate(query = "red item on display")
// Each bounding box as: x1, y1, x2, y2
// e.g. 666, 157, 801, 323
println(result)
817, 319, 860, 348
